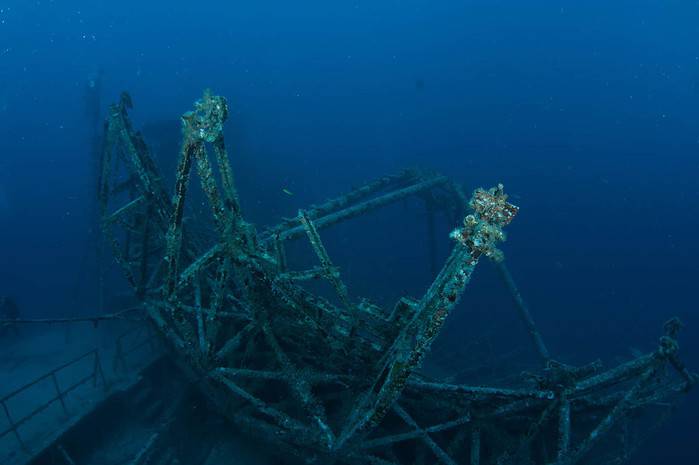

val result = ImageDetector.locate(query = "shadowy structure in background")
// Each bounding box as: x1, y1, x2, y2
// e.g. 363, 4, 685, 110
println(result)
64, 70, 108, 315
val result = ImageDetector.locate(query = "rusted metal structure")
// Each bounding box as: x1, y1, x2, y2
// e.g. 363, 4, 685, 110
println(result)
95, 90, 695, 465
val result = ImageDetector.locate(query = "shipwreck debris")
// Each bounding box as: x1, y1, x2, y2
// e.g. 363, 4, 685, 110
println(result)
59, 90, 697, 464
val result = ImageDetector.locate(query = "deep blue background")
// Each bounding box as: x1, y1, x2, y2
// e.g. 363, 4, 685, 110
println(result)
1, 1, 697, 463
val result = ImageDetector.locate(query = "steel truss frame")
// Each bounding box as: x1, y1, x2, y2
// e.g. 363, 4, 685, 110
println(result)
97, 91, 695, 465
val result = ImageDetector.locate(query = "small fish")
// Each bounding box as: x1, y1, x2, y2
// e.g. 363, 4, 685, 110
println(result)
282, 188, 294, 196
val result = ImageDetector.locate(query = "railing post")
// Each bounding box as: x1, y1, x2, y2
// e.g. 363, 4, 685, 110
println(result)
1, 399, 27, 451
51, 372, 68, 415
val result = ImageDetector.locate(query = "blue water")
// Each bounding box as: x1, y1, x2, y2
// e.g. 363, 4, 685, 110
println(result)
0, 1, 697, 463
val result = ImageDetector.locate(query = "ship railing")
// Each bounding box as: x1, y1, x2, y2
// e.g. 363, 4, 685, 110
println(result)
0, 322, 161, 452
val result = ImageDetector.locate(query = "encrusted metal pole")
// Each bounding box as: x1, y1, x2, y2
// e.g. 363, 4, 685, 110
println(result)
299, 209, 353, 314
163, 120, 197, 298
336, 184, 519, 450
493, 258, 550, 364
274, 175, 450, 242
557, 396, 571, 461
263, 170, 424, 240
563, 332, 682, 465
565, 365, 659, 465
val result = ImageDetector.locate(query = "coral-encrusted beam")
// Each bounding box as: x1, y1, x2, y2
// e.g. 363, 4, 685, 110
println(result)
336, 184, 518, 450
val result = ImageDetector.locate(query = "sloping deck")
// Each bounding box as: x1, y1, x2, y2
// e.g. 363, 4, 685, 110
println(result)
0, 322, 160, 465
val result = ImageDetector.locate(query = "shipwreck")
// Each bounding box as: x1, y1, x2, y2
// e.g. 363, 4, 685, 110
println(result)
4, 90, 694, 465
